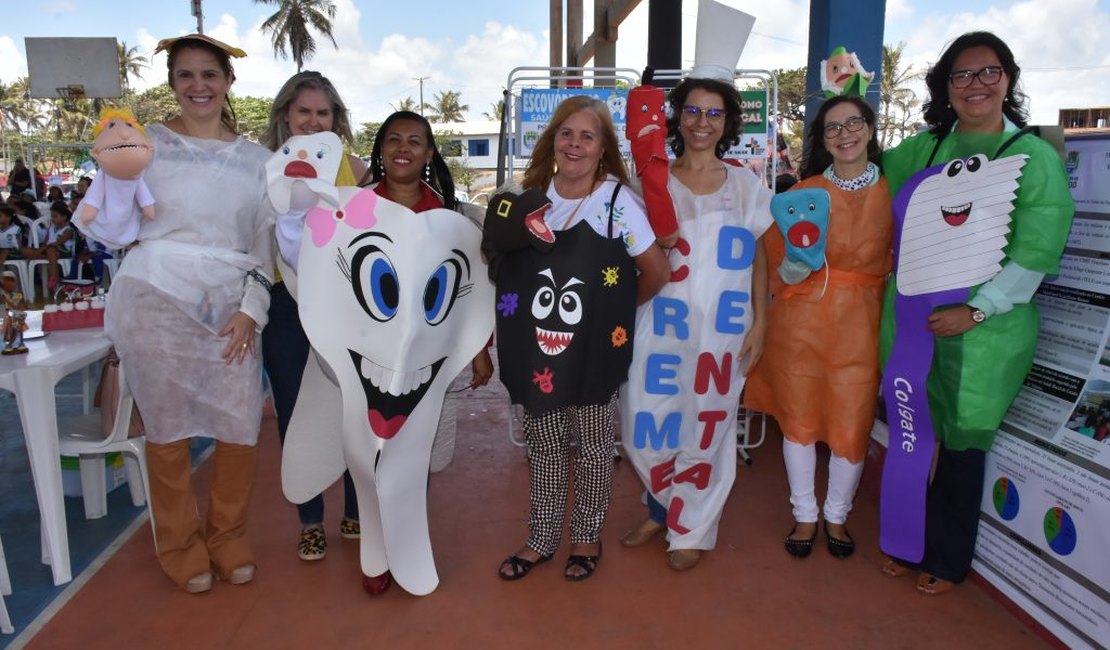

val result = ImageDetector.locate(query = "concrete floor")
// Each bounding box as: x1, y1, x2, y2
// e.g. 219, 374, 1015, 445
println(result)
22, 376, 1056, 650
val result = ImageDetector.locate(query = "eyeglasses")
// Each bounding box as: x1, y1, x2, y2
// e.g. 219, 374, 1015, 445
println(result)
822, 116, 868, 138
681, 105, 726, 123
948, 66, 1004, 89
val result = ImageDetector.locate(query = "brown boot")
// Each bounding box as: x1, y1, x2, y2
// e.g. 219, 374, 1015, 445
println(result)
205, 440, 258, 582
668, 549, 702, 571
145, 439, 211, 590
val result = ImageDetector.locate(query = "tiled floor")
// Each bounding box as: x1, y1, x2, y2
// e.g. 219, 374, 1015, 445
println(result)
6, 373, 1056, 649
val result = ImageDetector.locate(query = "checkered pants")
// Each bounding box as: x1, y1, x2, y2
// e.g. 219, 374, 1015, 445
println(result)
523, 391, 618, 556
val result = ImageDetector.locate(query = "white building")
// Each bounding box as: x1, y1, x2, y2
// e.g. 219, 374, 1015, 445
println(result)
433, 120, 502, 170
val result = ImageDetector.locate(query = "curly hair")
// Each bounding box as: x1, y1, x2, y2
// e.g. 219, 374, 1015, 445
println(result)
922, 31, 1028, 136
666, 77, 743, 159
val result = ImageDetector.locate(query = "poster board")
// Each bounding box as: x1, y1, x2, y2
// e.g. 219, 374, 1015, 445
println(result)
973, 132, 1110, 650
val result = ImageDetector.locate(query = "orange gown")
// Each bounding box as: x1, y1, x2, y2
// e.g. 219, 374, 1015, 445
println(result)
744, 175, 892, 463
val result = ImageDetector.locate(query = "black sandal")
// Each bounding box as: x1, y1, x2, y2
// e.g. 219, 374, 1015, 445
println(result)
498, 552, 552, 581
824, 521, 855, 559
564, 542, 603, 582
784, 523, 818, 558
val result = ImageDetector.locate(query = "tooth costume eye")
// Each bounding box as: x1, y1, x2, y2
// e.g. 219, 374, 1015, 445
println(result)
352, 246, 400, 321
533, 286, 555, 319
424, 259, 462, 325
945, 160, 964, 177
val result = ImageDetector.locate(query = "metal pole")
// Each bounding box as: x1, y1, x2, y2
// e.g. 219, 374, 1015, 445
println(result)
414, 77, 428, 116
192, 0, 204, 33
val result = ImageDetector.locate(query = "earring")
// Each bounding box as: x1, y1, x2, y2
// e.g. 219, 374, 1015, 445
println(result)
425, 162, 432, 179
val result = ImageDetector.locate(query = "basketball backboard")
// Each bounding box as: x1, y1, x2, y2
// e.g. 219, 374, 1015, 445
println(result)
25, 37, 122, 100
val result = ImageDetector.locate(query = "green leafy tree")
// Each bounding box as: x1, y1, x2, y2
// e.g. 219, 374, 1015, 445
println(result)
390, 97, 422, 113
878, 42, 922, 148
253, 0, 338, 72
447, 157, 479, 194
428, 90, 468, 124
231, 95, 274, 140
117, 41, 148, 94
352, 121, 380, 157
128, 83, 180, 127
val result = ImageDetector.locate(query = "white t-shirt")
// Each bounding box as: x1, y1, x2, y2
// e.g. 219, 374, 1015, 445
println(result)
542, 175, 655, 257
0, 224, 21, 249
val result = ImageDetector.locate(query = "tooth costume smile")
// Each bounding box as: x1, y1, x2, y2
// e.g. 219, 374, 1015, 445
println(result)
350, 350, 446, 440
941, 202, 972, 226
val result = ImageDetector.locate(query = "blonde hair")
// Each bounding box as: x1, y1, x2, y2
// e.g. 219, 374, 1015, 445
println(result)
522, 95, 630, 191
93, 107, 146, 138
262, 71, 355, 151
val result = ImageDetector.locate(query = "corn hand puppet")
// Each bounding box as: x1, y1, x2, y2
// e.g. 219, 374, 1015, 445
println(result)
627, 68, 678, 245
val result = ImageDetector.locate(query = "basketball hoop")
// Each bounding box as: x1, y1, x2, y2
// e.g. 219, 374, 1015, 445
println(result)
55, 84, 86, 105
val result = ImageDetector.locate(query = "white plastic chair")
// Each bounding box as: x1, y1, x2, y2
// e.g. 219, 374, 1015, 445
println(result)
57, 363, 154, 542
8, 214, 41, 302
0, 532, 12, 634
26, 215, 75, 301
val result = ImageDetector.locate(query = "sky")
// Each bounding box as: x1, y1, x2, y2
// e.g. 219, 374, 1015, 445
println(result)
1, 0, 1108, 128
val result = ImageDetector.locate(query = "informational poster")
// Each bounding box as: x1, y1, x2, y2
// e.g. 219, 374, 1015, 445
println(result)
974, 133, 1110, 650
724, 89, 769, 160
515, 88, 630, 157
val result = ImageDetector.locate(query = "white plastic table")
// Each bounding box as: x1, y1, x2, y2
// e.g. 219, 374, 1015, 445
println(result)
0, 321, 111, 585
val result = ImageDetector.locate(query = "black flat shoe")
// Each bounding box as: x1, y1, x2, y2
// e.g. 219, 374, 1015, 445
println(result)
498, 552, 553, 581
824, 521, 855, 559
784, 523, 818, 558
565, 542, 603, 581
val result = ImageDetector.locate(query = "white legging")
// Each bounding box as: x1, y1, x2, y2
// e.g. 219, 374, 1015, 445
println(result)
782, 438, 864, 524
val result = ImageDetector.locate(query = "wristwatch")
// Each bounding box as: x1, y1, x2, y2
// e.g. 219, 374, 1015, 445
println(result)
969, 306, 986, 324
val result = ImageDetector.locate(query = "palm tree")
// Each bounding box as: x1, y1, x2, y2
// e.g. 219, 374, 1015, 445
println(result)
117, 41, 148, 94
878, 43, 922, 148
253, 0, 338, 72
391, 97, 419, 113
428, 90, 468, 124
482, 99, 505, 122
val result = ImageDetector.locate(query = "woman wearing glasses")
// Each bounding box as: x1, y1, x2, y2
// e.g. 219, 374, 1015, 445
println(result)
745, 95, 890, 561
619, 76, 773, 571
879, 32, 1073, 594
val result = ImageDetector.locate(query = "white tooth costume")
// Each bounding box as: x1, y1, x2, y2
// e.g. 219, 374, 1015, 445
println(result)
266, 138, 495, 595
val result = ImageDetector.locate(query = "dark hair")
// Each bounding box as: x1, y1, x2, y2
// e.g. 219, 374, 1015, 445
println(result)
46, 186, 64, 201
799, 96, 882, 179
666, 77, 743, 159
922, 31, 1028, 136
364, 111, 457, 210
521, 95, 631, 191
50, 200, 72, 221
166, 40, 239, 135
13, 199, 37, 219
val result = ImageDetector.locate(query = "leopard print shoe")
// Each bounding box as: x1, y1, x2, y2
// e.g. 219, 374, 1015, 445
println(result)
339, 517, 361, 540
298, 525, 327, 561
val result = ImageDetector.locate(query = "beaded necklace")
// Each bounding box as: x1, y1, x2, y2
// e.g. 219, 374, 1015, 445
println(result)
824, 162, 878, 191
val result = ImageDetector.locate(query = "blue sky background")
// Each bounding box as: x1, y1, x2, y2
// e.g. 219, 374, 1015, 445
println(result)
2, 0, 1107, 126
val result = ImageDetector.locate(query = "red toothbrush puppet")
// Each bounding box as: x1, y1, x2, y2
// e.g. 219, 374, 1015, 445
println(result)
627, 67, 679, 248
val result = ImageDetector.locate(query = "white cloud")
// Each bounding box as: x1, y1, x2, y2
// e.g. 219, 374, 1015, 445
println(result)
0, 36, 23, 83
452, 22, 548, 114
890, 0, 1110, 125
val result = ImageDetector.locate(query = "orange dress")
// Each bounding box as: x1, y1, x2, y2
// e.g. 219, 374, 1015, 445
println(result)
744, 175, 892, 463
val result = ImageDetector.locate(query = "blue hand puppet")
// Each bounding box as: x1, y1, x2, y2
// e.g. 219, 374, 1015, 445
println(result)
771, 188, 830, 270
